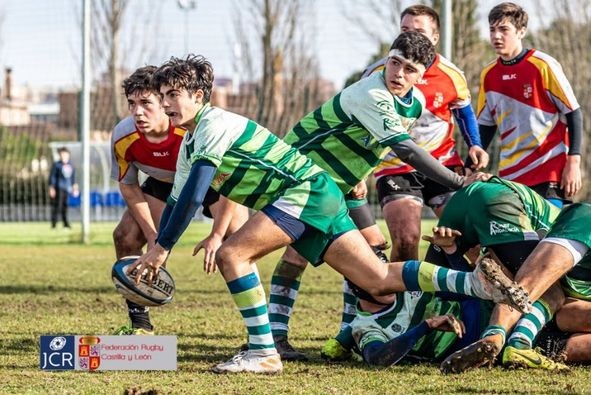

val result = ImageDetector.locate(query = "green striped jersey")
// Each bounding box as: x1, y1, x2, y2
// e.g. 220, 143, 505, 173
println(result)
284, 71, 425, 193
350, 291, 460, 360
170, 104, 324, 210
439, 176, 560, 249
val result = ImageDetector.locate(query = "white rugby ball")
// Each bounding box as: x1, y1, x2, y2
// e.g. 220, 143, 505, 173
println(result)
111, 256, 175, 306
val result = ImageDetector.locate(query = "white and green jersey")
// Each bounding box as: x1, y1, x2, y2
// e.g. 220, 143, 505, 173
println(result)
351, 291, 460, 360
284, 71, 425, 193
170, 104, 324, 211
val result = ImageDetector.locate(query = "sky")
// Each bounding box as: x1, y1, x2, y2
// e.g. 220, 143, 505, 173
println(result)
0, 0, 540, 95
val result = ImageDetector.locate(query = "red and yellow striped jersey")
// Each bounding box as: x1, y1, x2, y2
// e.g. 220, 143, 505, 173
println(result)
111, 116, 186, 184
477, 49, 579, 186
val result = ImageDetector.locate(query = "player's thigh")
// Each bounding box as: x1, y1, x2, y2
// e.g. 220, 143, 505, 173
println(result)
377, 174, 423, 235
144, 193, 167, 229
556, 297, 591, 332
114, 209, 144, 240
216, 211, 293, 276
382, 198, 422, 238
324, 230, 399, 296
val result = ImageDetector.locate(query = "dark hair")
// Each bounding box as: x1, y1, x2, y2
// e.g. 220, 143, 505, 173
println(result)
488, 2, 528, 30
121, 65, 158, 97
390, 31, 435, 68
152, 54, 214, 103
401, 4, 440, 32
58, 146, 70, 154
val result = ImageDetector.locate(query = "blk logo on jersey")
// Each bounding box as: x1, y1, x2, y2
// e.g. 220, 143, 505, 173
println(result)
40, 336, 75, 370
502, 74, 517, 80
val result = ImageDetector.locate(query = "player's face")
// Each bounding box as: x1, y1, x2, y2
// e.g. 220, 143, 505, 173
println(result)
127, 91, 167, 134
160, 84, 203, 130
384, 55, 426, 97
489, 18, 526, 60
400, 14, 439, 46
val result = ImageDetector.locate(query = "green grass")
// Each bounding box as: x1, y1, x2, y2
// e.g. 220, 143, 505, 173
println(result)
0, 221, 588, 394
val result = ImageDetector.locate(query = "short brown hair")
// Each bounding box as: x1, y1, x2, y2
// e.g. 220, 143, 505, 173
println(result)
488, 2, 528, 30
401, 5, 440, 32
153, 55, 214, 103
122, 66, 159, 97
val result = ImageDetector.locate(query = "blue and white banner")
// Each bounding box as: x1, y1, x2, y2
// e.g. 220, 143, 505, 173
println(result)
40, 335, 177, 371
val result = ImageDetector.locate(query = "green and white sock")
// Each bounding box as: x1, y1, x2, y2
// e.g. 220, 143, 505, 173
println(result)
268, 260, 305, 338
401, 260, 481, 297
341, 279, 357, 329
508, 300, 552, 350
227, 272, 275, 353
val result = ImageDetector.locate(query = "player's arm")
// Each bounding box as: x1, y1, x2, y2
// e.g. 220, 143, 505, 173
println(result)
463, 124, 497, 170
130, 159, 217, 283
119, 182, 158, 248
452, 104, 489, 171
362, 321, 435, 366
562, 108, 583, 197
194, 196, 238, 274
390, 140, 466, 189
363, 315, 464, 366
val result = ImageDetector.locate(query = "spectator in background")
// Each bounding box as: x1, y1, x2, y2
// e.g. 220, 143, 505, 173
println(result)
48, 146, 78, 229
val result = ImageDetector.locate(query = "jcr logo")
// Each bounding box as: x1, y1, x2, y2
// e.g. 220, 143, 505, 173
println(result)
40, 336, 75, 370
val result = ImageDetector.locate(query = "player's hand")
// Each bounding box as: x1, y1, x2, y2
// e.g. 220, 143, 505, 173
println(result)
561, 155, 582, 197
350, 180, 368, 199
462, 171, 491, 187
193, 233, 223, 274
426, 314, 465, 338
467, 146, 490, 171
49, 186, 56, 199
127, 243, 169, 285
422, 226, 461, 254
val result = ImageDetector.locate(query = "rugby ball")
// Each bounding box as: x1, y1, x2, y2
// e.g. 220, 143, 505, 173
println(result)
111, 256, 175, 306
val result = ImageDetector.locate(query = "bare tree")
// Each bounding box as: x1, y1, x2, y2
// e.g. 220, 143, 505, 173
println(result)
341, 0, 403, 45
231, 0, 325, 136
69, 0, 164, 132
529, 0, 591, 200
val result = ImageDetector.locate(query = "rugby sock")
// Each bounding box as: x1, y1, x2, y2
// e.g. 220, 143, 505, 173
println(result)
401, 260, 481, 297
340, 279, 357, 329
227, 272, 275, 354
268, 260, 305, 338
334, 324, 355, 350
126, 299, 153, 331
481, 324, 507, 345
508, 300, 552, 350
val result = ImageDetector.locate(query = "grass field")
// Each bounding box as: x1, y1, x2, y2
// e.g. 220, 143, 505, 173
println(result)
0, 221, 588, 394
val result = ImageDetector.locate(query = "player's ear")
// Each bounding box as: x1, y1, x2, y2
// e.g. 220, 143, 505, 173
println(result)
193, 89, 204, 104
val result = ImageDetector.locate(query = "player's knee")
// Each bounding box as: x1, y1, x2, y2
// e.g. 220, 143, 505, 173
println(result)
281, 248, 308, 267
397, 231, 420, 250
215, 246, 237, 274
113, 225, 142, 253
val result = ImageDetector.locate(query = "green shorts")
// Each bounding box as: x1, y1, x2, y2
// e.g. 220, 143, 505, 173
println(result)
547, 203, 591, 248
272, 172, 356, 265
439, 180, 542, 248
561, 275, 591, 301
